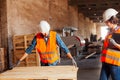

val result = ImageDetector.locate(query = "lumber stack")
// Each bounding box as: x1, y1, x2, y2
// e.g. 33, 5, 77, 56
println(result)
0, 66, 78, 80
13, 34, 40, 67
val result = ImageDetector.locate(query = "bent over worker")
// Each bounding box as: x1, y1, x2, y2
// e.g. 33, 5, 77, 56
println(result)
15, 20, 77, 67
99, 8, 120, 80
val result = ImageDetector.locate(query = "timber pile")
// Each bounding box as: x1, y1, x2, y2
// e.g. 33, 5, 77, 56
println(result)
13, 34, 40, 67
0, 66, 78, 80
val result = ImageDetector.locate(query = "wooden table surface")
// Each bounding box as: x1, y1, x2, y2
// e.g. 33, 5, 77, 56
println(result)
0, 66, 78, 80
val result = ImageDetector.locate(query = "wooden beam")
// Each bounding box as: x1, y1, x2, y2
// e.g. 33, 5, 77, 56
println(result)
0, 66, 78, 80
78, 0, 120, 5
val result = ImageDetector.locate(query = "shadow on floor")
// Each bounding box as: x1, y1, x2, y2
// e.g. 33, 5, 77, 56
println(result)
59, 56, 102, 80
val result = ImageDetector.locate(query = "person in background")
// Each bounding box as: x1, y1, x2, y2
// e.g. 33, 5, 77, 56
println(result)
99, 8, 120, 80
15, 20, 77, 67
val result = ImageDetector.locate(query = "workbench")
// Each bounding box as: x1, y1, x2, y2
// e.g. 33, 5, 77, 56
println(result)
0, 66, 78, 80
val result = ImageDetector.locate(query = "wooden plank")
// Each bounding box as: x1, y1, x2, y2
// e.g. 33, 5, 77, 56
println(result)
15, 46, 25, 49
36, 50, 40, 66
24, 36, 28, 66
0, 48, 5, 72
0, 66, 78, 80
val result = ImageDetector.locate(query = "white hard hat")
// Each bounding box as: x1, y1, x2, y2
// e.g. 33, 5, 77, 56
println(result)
103, 8, 118, 21
39, 20, 50, 34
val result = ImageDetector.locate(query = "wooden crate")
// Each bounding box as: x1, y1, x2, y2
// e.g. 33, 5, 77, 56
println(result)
0, 48, 5, 72
13, 34, 40, 67
0, 66, 78, 80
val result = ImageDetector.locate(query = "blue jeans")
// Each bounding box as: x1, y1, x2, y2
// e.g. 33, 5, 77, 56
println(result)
41, 60, 58, 66
99, 62, 120, 80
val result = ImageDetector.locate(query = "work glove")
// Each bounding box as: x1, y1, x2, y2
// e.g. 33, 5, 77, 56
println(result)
15, 60, 21, 66
71, 58, 77, 67
9, 65, 14, 70
109, 38, 118, 46
8, 60, 21, 70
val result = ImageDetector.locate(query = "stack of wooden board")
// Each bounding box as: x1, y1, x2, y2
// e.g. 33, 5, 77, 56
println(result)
0, 66, 78, 80
13, 34, 40, 67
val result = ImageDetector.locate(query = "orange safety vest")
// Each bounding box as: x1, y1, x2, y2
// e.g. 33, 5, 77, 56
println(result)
36, 31, 59, 64
101, 27, 120, 66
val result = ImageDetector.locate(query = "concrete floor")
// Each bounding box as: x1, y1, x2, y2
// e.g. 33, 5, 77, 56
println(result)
77, 68, 100, 80
77, 58, 101, 80
59, 55, 102, 80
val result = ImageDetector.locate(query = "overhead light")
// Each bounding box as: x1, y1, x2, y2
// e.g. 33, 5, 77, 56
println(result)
88, 8, 91, 10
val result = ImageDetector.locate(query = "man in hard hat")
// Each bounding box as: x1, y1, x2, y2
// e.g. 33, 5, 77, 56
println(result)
99, 8, 120, 80
15, 20, 77, 67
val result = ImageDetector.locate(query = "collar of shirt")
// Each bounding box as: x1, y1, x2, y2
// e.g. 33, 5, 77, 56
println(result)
108, 26, 120, 34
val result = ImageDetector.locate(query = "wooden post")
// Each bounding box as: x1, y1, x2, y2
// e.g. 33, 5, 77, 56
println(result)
24, 36, 28, 66
36, 49, 40, 66
0, 48, 5, 72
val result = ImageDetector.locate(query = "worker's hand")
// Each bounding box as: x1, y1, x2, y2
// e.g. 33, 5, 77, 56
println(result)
71, 58, 77, 67
8, 60, 21, 70
13, 60, 21, 67
109, 38, 118, 46
9, 66, 14, 70
15, 60, 21, 66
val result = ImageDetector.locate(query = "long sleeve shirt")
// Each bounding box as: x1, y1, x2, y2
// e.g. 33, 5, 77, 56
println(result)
25, 34, 70, 54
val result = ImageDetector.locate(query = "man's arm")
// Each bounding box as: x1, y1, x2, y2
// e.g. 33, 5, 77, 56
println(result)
56, 34, 77, 67
19, 52, 29, 61
110, 38, 120, 50
56, 34, 70, 54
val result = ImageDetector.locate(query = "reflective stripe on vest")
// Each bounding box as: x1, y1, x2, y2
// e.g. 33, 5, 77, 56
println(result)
36, 31, 59, 64
101, 49, 120, 66
40, 52, 59, 60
